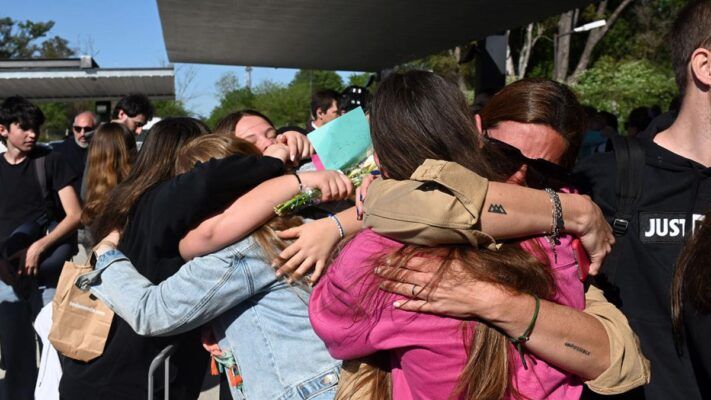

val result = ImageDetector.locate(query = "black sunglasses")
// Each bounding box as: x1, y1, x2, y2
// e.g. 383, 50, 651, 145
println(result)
481, 134, 571, 190
73, 125, 94, 133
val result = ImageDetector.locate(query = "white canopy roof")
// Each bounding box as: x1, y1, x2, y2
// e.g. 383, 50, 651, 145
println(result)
0, 58, 174, 102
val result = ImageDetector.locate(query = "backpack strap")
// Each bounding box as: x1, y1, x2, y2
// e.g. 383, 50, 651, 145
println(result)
33, 156, 49, 200
33, 155, 53, 227
609, 136, 645, 236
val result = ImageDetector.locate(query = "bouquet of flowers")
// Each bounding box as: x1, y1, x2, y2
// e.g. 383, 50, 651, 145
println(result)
274, 155, 377, 216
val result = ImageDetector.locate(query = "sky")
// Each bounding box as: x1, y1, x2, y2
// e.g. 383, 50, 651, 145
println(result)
3, 0, 354, 117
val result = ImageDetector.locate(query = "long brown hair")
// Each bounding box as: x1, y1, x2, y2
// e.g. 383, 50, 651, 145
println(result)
90, 117, 209, 241
479, 78, 586, 170
671, 211, 711, 346
350, 70, 555, 400
81, 122, 136, 227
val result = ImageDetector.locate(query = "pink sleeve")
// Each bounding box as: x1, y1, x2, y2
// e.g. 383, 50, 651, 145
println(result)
309, 231, 410, 360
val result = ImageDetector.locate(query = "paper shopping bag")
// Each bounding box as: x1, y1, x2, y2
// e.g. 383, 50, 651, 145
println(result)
48, 258, 113, 362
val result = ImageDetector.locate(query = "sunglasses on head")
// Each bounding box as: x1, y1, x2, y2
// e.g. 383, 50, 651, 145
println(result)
481, 133, 571, 190
73, 125, 93, 133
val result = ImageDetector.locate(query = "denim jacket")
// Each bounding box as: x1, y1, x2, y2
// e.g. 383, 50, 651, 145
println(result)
77, 237, 340, 400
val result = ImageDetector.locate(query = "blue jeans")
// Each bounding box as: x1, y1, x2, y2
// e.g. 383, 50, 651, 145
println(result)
0, 281, 55, 400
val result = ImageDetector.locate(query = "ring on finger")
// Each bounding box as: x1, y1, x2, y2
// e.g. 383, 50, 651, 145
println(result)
411, 284, 419, 297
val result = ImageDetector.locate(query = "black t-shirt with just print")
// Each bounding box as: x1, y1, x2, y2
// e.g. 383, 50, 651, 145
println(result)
574, 138, 711, 400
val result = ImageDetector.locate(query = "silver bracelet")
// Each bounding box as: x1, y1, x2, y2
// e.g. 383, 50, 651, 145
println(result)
328, 214, 345, 239
544, 188, 564, 240
544, 188, 564, 263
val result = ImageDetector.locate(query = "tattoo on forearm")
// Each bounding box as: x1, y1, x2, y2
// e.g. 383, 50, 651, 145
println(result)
565, 342, 591, 356
488, 203, 507, 214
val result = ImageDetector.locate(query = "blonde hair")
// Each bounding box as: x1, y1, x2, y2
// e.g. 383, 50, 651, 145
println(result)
175, 133, 302, 261
175, 133, 261, 174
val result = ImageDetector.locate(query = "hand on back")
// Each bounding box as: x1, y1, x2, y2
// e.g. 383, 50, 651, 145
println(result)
374, 256, 508, 319
273, 215, 344, 285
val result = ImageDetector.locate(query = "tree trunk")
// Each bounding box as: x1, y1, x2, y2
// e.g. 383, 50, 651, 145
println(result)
567, 0, 635, 84
506, 31, 517, 78
518, 23, 542, 80
453, 46, 468, 92
553, 11, 574, 82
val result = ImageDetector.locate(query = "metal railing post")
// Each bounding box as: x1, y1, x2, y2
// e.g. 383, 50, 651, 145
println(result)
147, 345, 176, 400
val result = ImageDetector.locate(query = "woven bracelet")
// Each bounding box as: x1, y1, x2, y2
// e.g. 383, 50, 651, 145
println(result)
508, 295, 540, 370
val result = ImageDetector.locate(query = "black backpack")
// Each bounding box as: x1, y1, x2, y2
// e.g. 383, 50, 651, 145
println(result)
600, 135, 645, 285
609, 135, 646, 237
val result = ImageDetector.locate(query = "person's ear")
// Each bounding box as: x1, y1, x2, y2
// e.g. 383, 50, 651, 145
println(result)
316, 108, 326, 120
690, 47, 711, 88
474, 114, 484, 135
0, 124, 8, 138
117, 109, 127, 121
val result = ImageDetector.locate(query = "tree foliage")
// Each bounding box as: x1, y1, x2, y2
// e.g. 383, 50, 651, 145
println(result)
204, 1, 685, 128
0, 17, 73, 59
207, 87, 257, 128
153, 100, 193, 119
37, 103, 71, 140
500, 0, 685, 122
291, 70, 344, 92
401, 45, 477, 90
573, 57, 677, 125
208, 69, 347, 129
347, 73, 372, 87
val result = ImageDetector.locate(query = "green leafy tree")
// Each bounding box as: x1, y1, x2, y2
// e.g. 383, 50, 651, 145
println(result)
0, 18, 73, 59
37, 103, 71, 141
209, 70, 346, 129
207, 87, 257, 128
574, 57, 677, 127
254, 81, 310, 127
347, 73, 372, 87
153, 100, 192, 119
401, 45, 476, 91
291, 70, 344, 92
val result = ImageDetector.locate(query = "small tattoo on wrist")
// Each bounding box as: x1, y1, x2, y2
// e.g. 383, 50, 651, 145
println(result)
488, 204, 507, 214
564, 342, 591, 356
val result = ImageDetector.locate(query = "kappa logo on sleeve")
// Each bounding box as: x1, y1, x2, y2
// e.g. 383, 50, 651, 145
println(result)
639, 212, 705, 243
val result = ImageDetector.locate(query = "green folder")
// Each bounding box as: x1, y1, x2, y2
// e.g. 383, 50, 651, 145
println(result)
308, 107, 372, 171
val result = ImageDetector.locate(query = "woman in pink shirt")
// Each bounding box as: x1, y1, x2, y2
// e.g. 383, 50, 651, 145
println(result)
310, 71, 587, 399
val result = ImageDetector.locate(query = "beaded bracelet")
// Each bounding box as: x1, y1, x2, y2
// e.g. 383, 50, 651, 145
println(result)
328, 214, 345, 239
508, 295, 540, 370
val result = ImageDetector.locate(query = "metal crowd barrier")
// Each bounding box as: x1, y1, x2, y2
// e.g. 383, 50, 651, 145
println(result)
147, 344, 176, 400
